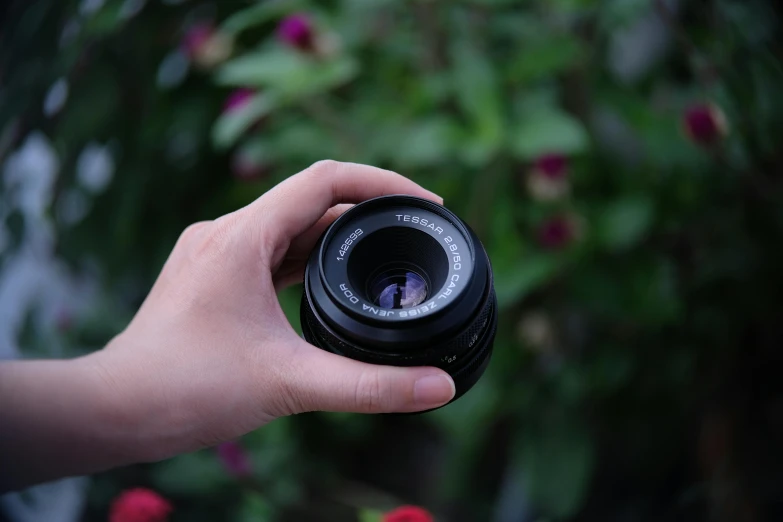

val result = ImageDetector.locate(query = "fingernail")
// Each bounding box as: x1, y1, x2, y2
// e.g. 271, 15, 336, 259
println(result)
414, 374, 455, 407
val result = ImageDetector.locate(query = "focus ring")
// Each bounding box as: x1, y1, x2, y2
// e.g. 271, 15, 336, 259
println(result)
301, 285, 496, 377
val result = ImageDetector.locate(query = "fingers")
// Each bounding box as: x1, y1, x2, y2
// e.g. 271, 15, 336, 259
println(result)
287, 203, 353, 260
276, 340, 455, 415
242, 160, 442, 246
272, 204, 352, 291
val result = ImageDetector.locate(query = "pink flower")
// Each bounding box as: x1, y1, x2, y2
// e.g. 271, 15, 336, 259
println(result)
277, 14, 314, 51
537, 215, 580, 250
533, 153, 568, 180
683, 103, 728, 146
109, 488, 172, 522
383, 505, 435, 522
216, 440, 253, 478
181, 23, 233, 69
223, 88, 255, 113
527, 153, 570, 202
182, 23, 213, 59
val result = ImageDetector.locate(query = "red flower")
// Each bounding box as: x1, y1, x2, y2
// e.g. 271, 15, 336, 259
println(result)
383, 505, 435, 522
537, 215, 579, 250
683, 103, 728, 146
533, 153, 568, 180
217, 440, 253, 478
109, 488, 172, 522
277, 14, 314, 51
223, 88, 255, 113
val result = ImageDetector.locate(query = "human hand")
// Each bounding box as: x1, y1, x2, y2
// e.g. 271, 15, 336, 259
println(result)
84, 161, 456, 463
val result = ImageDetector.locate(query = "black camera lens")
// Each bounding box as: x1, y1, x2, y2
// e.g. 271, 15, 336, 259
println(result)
300, 195, 497, 406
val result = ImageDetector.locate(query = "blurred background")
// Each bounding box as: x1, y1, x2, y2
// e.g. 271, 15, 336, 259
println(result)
2, 0, 783, 521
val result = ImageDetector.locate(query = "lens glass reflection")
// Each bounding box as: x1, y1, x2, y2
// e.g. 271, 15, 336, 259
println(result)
369, 269, 428, 309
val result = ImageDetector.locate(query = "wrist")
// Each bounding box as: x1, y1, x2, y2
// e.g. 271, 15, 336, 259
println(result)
83, 332, 216, 465
77, 348, 156, 465
80, 337, 183, 465
0, 356, 148, 490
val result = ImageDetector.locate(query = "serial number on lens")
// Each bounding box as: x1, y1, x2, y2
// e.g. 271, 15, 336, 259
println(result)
336, 228, 363, 260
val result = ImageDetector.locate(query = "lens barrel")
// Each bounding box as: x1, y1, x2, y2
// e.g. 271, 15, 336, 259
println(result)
300, 195, 497, 406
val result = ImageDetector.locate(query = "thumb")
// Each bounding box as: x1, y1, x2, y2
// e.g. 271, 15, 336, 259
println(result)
279, 341, 456, 415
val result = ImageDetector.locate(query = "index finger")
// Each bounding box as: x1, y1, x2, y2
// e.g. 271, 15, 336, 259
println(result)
244, 160, 442, 244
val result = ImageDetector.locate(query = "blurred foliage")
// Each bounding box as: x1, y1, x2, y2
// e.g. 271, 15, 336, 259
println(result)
3, 0, 783, 521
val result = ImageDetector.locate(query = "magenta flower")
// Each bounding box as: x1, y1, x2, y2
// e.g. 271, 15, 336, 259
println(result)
683, 103, 728, 146
277, 14, 314, 51
537, 215, 579, 250
527, 153, 570, 202
533, 153, 568, 180
182, 23, 214, 59
216, 441, 253, 478
181, 23, 233, 68
223, 88, 255, 113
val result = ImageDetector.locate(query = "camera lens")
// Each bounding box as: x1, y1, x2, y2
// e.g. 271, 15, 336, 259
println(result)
300, 195, 497, 407
368, 266, 429, 309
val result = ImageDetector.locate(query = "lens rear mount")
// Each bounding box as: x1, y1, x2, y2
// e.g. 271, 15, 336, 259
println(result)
300, 195, 497, 405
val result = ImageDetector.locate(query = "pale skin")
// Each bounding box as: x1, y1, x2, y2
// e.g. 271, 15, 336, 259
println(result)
0, 161, 456, 492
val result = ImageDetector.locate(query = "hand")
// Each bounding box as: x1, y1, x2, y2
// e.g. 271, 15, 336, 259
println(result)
83, 160, 456, 463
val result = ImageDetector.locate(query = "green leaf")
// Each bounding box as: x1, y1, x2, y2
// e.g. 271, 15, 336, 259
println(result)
236, 491, 275, 522
450, 39, 504, 162
221, 0, 297, 35
510, 35, 583, 82
217, 50, 359, 100
595, 196, 655, 250
521, 422, 595, 519
604, 88, 706, 170
396, 118, 459, 168
599, 0, 651, 29
82, 0, 124, 36
511, 107, 589, 159
268, 122, 339, 162
357, 509, 384, 522
150, 450, 230, 496
212, 93, 277, 149
495, 255, 561, 308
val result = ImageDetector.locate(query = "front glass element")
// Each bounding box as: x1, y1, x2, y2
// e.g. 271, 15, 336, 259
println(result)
368, 267, 429, 309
